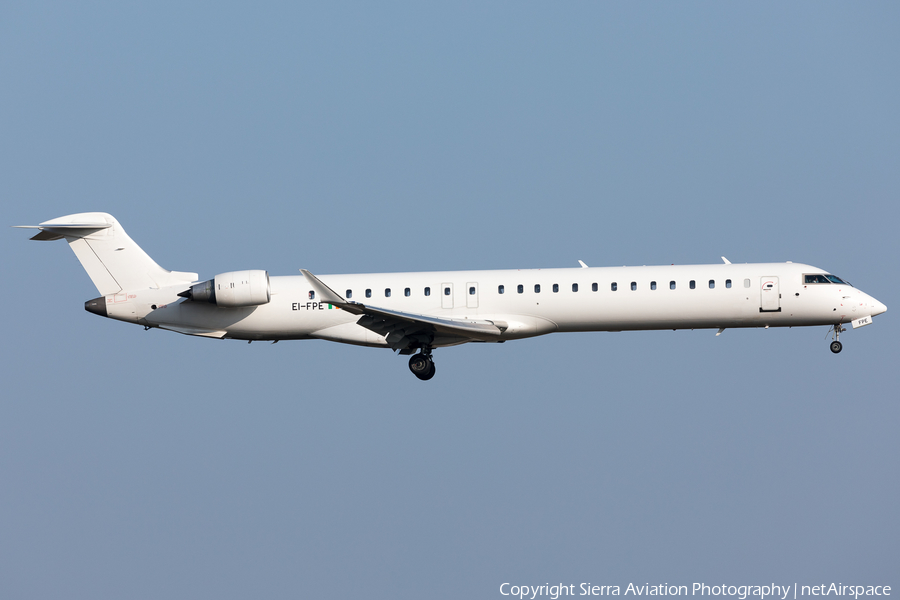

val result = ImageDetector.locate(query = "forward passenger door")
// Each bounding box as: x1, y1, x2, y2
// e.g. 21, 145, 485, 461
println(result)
760, 277, 781, 312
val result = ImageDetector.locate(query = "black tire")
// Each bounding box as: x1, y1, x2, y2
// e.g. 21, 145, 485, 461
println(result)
409, 354, 430, 376
830, 341, 843, 354
419, 360, 436, 381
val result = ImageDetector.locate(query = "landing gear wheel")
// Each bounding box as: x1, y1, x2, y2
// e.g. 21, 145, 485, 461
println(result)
409, 354, 430, 376
408, 354, 436, 380
829, 324, 845, 354
419, 360, 436, 380
408, 348, 436, 380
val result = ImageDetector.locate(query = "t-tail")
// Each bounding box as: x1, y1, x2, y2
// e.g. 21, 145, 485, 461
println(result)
15, 212, 198, 301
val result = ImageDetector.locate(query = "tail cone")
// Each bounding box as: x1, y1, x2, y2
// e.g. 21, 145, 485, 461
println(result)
84, 297, 108, 317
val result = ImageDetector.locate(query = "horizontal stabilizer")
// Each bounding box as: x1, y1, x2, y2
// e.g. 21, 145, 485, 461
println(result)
14, 222, 112, 241
29, 230, 66, 241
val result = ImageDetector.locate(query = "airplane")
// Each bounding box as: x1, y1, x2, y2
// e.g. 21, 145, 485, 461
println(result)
16, 212, 887, 380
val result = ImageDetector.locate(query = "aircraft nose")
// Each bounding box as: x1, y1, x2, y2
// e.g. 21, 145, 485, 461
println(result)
872, 298, 887, 316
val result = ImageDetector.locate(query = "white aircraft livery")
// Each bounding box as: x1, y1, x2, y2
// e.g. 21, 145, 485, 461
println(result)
17, 213, 887, 380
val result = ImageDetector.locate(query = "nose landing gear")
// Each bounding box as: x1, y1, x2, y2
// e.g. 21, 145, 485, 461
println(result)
830, 324, 844, 354
408, 349, 436, 380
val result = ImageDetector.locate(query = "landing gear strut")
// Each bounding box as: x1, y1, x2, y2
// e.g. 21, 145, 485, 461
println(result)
830, 324, 844, 354
408, 349, 436, 380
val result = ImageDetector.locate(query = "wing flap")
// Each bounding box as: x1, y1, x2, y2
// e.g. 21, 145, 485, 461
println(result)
358, 304, 504, 337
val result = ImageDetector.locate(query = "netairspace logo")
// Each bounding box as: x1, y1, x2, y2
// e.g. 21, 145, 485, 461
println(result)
498, 583, 892, 600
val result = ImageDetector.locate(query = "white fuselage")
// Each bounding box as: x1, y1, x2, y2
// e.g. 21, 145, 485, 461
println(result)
112, 262, 886, 347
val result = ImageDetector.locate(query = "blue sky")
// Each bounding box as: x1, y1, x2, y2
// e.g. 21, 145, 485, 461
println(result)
2, 3, 898, 599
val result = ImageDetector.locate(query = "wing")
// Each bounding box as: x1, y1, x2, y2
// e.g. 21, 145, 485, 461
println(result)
300, 269, 507, 351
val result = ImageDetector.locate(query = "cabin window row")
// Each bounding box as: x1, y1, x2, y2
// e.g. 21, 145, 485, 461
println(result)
308, 278, 752, 300
497, 278, 749, 293
308, 285, 453, 300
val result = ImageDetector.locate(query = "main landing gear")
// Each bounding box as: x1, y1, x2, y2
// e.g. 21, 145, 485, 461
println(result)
830, 324, 844, 354
408, 349, 436, 381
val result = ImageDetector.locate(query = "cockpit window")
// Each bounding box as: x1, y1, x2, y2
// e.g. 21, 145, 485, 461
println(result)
804, 274, 831, 284
825, 274, 850, 285
804, 274, 852, 286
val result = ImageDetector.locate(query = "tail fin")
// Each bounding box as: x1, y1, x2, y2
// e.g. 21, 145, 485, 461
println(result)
15, 212, 198, 295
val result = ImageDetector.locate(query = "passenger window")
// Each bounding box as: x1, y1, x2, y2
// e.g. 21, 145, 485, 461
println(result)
670, 281, 676, 290
366, 289, 372, 298
309, 291, 315, 300
744, 279, 750, 288
709, 280, 715, 289
534, 284, 541, 293
469, 286, 475, 295
631, 282, 637, 291
611, 282, 617, 291
592, 283, 598, 292
444, 287, 450, 296
385, 288, 391, 297
424, 287, 431, 296
517, 284, 524, 294
651, 281, 657, 290
346, 289, 352, 299
498, 285, 505, 294
726, 279, 732, 289
572, 283, 578, 292
552, 284, 559, 293
405, 287, 411, 297
689, 280, 695, 290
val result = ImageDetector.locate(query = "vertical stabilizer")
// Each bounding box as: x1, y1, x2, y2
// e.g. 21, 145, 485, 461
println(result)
16, 213, 198, 296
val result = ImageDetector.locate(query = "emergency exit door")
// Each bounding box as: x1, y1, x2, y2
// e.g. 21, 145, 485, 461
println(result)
441, 282, 454, 309
466, 282, 479, 308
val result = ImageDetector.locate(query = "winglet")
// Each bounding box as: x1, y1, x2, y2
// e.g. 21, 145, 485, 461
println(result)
578, 260, 589, 268
721, 257, 732, 264
300, 269, 365, 314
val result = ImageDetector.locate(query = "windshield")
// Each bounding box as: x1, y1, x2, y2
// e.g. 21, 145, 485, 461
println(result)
825, 274, 851, 286
804, 274, 853, 286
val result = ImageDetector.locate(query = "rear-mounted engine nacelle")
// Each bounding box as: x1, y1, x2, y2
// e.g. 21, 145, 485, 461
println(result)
178, 270, 270, 307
